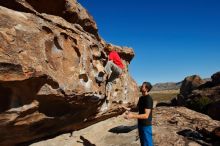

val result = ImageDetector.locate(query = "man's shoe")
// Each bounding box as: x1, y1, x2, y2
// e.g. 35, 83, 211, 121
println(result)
95, 71, 107, 83
95, 76, 104, 83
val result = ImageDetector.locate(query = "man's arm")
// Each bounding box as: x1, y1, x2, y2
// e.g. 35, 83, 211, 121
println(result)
121, 105, 138, 112
125, 109, 151, 119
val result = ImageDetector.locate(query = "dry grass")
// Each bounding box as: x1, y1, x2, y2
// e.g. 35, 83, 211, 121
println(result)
149, 90, 179, 102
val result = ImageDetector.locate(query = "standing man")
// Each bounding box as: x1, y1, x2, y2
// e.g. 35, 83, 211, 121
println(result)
124, 82, 153, 146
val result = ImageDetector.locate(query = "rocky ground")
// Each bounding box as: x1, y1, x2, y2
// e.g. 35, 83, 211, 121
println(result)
28, 107, 220, 146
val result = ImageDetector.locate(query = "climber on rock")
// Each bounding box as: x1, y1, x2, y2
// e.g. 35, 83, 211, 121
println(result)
96, 45, 124, 108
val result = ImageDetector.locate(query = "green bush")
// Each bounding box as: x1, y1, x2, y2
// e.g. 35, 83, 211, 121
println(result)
188, 96, 213, 112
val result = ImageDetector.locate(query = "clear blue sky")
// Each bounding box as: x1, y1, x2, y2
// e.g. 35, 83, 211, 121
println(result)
78, 0, 220, 85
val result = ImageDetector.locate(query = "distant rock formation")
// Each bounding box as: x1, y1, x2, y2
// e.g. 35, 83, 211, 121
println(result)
0, 0, 138, 145
152, 82, 182, 91
172, 72, 220, 121
152, 78, 211, 92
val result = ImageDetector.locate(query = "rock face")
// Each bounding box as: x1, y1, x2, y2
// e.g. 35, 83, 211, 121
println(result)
28, 107, 220, 146
206, 100, 220, 121
211, 71, 220, 85
180, 75, 205, 97
0, 0, 98, 38
174, 73, 220, 121
0, 0, 138, 145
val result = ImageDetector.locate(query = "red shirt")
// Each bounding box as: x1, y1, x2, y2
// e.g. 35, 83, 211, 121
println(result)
109, 51, 124, 69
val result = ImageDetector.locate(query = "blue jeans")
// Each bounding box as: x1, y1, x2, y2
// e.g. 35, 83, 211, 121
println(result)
138, 125, 153, 146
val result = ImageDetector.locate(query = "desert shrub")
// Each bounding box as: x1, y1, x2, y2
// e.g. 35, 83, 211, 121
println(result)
188, 96, 213, 112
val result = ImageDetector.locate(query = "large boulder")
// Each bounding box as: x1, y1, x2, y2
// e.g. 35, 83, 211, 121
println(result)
0, 1, 138, 145
174, 73, 220, 121
0, 0, 99, 38
180, 75, 205, 97
211, 71, 220, 85
185, 73, 220, 120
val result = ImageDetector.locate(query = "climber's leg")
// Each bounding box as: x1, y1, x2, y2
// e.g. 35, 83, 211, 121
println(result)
105, 65, 122, 107
95, 61, 113, 83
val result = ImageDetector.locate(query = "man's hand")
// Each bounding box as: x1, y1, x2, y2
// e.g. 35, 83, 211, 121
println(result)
123, 111, 133, 119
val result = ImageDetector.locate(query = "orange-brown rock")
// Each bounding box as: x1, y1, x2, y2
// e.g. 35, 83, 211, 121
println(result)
180, 75, 205, 96
0, 0, 99, 39
0, 1, 138, 145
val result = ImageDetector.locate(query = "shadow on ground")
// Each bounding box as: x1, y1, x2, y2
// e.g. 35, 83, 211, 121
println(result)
77, 136, 96, 146
108, 125, 137, 134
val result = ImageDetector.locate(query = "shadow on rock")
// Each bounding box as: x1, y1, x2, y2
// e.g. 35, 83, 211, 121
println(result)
108, 125, 137, 134
156, 102, 172, 107
177, 129, 212, 146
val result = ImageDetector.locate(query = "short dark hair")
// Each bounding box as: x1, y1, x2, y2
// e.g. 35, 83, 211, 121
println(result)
142, 82, 152, 92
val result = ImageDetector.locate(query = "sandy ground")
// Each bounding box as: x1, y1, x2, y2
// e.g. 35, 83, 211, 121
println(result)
30, 115, 139, 146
